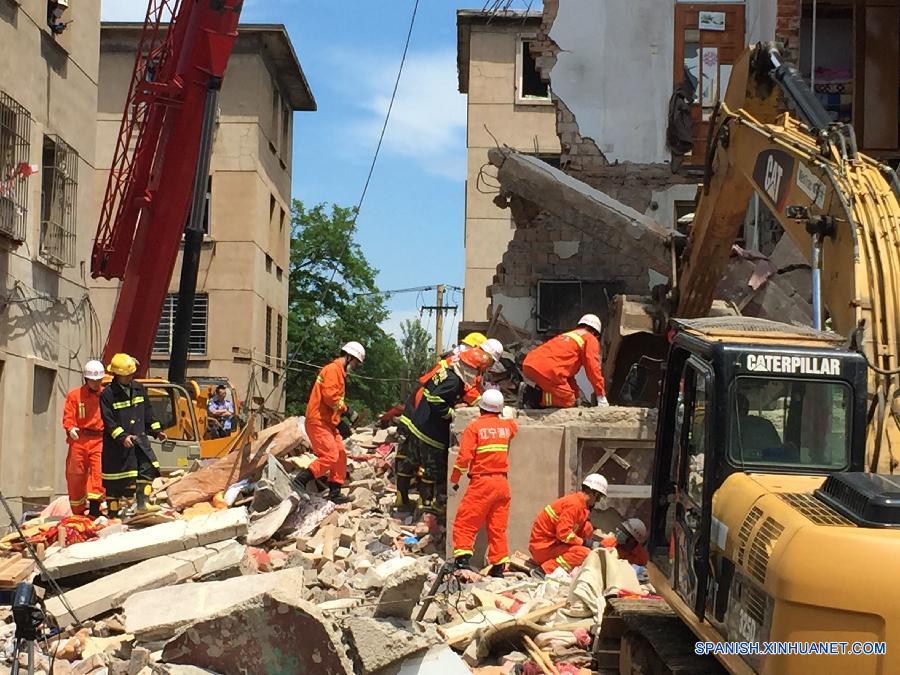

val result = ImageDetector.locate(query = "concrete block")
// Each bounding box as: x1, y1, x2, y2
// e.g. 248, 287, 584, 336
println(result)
160, 588, 353, 674
345, 617, 432, 674
42, 508, 249, 579
246, 496, 298, 545
249, 455, 294, 512
374, 561, 428, 620
123, 568, 305, 641
44, 541, 242, 626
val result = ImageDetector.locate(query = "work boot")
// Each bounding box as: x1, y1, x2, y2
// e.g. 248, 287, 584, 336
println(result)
107, 499, 120, 519
326, 482, 352, 505
453, 554, 474, 571
135, 483, 160, 513
88, 500, 102, 519
292, 469, 314, 496
488, 563, 508, 578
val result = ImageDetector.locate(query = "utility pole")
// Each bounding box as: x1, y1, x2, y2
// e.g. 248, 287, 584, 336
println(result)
434, 284, 444, 356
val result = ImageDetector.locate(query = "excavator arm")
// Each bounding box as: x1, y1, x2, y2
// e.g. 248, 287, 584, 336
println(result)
674, 43, 900, 472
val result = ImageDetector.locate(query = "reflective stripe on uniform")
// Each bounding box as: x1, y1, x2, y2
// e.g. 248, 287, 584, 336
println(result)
102, 469, 138, 480
112, 400, 131, 410
132, 396, 145, 404
150, 421, 161, 431
316, 376, 324, 384
544, 504, 559, 520
543, 393, 553, 407
152, 461, 160, 468
110, 426, 125, 439
453, 548, 473, 557
564, 532, 576, 542
423, 392, 446, 405
563, 330, 585, 347
397, 415, 444, 449
476, 443, 509, 453
86, 492, 103, 500
453, 465, 468, 474
556, 555, 571, 570
493, 555, 510, 565
69, 496, 86, 506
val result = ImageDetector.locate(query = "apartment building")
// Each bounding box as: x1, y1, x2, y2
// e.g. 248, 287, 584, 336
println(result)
0, 0, 101, 512
91, 23, 315, 419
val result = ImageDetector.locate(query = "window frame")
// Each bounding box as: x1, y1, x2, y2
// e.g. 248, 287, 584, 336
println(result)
39, 134, 78, 268
153, 293, 209, 357
515, 35, 552, 105
0, 91, 32, 243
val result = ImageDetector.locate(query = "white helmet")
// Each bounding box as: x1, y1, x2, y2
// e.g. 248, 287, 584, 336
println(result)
582, 473, 608, 496
83, 360, 106, 381
341, 341, 366, 364
479, 388, 505, 413
621, 517, 648, 544
481, 338, 504, 362
578, 314, 602, 334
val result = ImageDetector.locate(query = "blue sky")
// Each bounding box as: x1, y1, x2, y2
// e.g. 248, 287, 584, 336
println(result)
100, 0, 537, 348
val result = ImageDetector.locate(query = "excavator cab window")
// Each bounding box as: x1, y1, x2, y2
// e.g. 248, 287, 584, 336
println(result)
728, 377, 851, 470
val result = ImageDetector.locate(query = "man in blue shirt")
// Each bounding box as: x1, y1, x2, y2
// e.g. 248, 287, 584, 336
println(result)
207, 385, 235, 438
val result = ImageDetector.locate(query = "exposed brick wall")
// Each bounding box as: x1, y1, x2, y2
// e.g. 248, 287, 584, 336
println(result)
776, 0, 802, 64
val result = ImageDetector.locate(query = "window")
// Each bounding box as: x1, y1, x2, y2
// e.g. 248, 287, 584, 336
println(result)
276, 265, 283, 282
536, 280, 625, 333
729, 377, 851, 469
265, 254, 273, 273
0, 92, 31, 243
40, 135, 78, 267
31, 366, 56, 490
265, 306, 273, 364
276, 314, 284, 366
153, 293, 209, 355
262, 367, 270, 384
685, 368, 708, 505
517, 39, 550, 101
281, 104, 291, 155
279, 206, 286, 231
270, 89, 280, 154
269, 194, 276, 226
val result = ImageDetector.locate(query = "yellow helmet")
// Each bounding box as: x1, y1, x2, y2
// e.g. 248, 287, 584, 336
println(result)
461, 332, 487, 348
108, 353, 138, 376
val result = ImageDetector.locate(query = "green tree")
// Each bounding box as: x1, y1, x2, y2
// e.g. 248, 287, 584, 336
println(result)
398, 318, 434, 399
285, 200, 403, 419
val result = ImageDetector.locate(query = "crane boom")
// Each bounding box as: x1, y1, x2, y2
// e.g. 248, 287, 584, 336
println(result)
92, 0, 243, 375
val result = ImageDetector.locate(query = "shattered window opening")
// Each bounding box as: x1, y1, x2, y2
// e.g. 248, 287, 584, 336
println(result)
519, 39, 550, 100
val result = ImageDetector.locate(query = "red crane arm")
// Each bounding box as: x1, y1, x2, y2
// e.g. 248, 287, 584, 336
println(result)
92, 0, 242, 374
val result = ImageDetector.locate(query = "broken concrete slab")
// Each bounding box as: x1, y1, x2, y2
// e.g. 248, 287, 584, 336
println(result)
250, 455, 294, 512
167, 417, 307, 510
194, 540, 249, 580
394, 645, 471, 674
124, 568, 305, 641
246, 496, 298, 546
42, 508, 249, 580
45, 541, 241, 626
374, 560, 428, 620
161, 588, 353, 675
345, 617, 433, 675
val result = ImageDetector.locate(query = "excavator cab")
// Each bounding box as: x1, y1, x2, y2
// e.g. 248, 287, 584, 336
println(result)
648, 317, 867, 618
143, 379, 203, 472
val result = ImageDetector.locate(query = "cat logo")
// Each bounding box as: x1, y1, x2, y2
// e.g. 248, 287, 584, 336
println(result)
753, 150, 795, 211
745, 353, 841, 376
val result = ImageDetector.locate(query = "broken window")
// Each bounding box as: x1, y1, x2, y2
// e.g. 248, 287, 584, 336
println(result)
40, 134, 78, 267
153, 293, 208, 356
518, 39, 549, 100
47, 0, 69, 35
276, 313, 284, 366
265, 254, 273, 274
265, 306, 273, 364
536, 280, 625, 333
0, 92, 31, 243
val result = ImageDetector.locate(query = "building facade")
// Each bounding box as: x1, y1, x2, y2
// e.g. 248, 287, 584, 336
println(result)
0, 0, 101, 515
457, 11, 561, 324
92, 24, 315, 420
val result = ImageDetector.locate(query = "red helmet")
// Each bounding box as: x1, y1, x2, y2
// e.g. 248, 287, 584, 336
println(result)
459, 347, 493, 372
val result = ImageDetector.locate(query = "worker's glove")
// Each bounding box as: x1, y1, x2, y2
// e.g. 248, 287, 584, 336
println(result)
68, 428, 79, 441
596, 396, 609, 407
338, 415, 353, 439
156, 432, 168, 442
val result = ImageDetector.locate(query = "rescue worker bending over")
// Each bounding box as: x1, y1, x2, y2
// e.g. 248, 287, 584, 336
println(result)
293, 341, 366, 504
100, 353, 166, 517
522, 314, 608, 408
600, 517, 649, 566
529, 473, 608, 574
450, 389, 517, 577
62, 360, 107, 518
396, 338, 504, 514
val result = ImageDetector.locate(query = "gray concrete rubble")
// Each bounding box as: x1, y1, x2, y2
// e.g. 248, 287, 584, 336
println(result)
374, 559, 430, 619
249, 455, 295, 512
344, 617, 437, 674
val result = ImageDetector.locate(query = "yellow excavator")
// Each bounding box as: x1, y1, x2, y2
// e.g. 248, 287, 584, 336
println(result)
607, 43, 900, 674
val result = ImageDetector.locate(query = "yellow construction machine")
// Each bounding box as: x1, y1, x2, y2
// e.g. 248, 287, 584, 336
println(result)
608, 43, 900, 674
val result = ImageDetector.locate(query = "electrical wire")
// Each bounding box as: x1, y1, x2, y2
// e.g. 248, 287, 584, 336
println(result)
265, 0, 421, 405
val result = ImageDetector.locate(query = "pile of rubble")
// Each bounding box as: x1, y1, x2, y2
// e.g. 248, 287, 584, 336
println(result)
0, 416, 667, 675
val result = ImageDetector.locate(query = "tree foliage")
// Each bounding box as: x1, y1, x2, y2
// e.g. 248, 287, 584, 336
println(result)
285, 201, 403, 419
398, 318, 434, 400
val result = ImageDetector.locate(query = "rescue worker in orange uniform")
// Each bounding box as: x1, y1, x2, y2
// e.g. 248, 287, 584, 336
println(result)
522, 314, 608, 408
600, 517, 649, 566
529, 473, 608, 574
450, 389, 517, 577
293, 341, 366, 504
396, 339, 504, 514
62, 360, 107, 517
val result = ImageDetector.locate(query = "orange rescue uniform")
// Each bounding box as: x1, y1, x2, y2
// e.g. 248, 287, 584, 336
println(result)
522, 327, 605, 408
529, 492, 594, 573
62, 384, 105, 513
450, 414, 518, 565
305, 359, 348, 485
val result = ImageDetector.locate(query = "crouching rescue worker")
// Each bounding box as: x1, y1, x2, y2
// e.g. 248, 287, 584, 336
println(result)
521, 314, 607, 408
450, 389, 517, 577
62, 360, 107, 517
293, 341, 366, 504
529, 473, 608, 574
396, 338, 504, 515
100, 353, 166, 517
600, 517, 649, 566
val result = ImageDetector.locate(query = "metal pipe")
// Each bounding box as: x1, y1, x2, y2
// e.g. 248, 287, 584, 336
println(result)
811, 233, 823, 329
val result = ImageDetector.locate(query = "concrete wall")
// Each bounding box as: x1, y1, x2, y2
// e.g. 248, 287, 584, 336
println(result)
0, 0, 101, 515
446, 406, 657, 563
91, 28, 302, 417
462, 21, 561, 322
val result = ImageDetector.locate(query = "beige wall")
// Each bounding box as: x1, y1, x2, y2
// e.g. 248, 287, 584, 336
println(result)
92, 29, 297, 416
463, 25, 560, 322
0, 0, 101, 514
